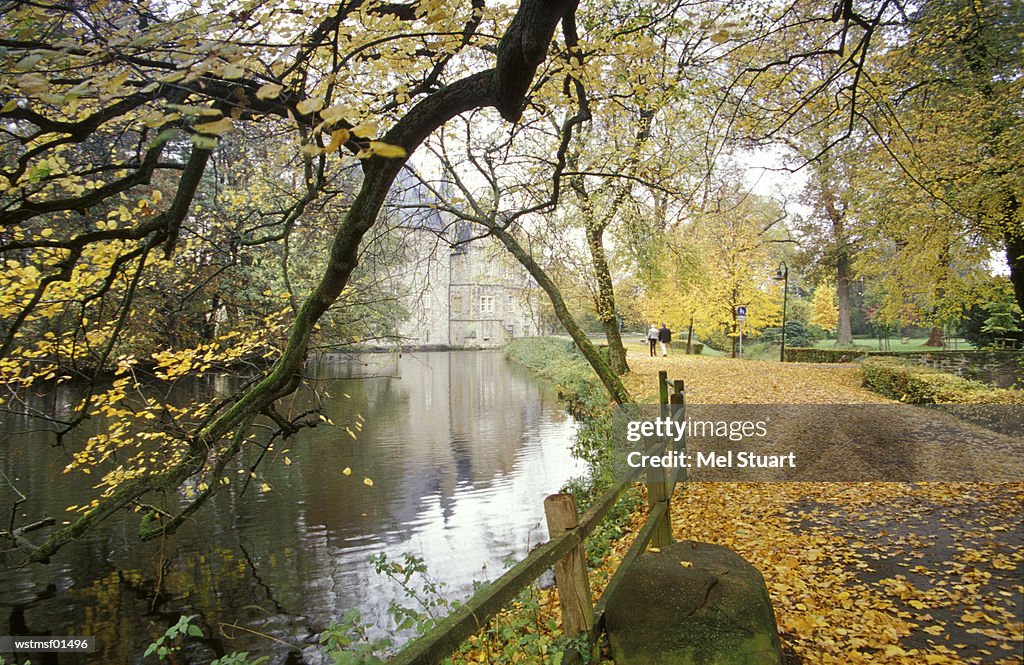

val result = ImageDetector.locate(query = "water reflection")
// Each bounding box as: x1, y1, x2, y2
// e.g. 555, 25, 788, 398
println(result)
1, 351, 582, 664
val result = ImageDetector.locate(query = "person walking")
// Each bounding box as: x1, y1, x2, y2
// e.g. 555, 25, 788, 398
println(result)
647, 324, 659, 357
658, 323, 672, 357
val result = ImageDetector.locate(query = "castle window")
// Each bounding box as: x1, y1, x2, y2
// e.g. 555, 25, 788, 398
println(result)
480, 295, 495, 314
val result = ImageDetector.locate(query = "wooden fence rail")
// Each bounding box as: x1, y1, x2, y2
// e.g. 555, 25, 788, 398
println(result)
390, 371, 685, 665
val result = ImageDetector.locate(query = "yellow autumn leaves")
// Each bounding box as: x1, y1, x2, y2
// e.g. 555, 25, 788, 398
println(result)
182, 84, 408, 160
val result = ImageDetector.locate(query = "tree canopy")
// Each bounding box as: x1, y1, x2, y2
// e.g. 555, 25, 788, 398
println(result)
2, 0, 1021, 563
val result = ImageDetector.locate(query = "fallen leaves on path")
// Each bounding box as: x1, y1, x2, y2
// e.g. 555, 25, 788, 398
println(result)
625, 344, 1022, 663
623, 345, 890, 404
669, 482, 1022, 664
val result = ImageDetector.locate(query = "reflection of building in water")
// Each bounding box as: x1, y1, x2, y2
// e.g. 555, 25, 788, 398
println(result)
301, 352, 562, 537
380, 168, 543, 349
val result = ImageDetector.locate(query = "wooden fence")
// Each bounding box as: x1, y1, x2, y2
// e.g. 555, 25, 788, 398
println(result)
389, 371, 686, 664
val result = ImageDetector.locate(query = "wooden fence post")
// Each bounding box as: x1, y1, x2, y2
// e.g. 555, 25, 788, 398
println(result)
658, 370, 669, 418
647, 377, 683, 548
646, 462, 672, 548
544, 493, 595, 639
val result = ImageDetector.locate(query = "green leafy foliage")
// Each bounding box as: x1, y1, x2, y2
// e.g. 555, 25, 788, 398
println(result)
760, 321, 819, 348
785, 348, 864, 363
318, 609, 391, 665
448, 586, 568, 665
211, 653, 269, 665
144, 615, 204, 661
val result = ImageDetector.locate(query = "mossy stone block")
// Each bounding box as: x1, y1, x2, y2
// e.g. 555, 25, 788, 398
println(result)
604, 540, 783, 665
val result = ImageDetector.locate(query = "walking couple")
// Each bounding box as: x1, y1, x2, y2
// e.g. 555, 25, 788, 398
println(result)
647, 323, 672, 357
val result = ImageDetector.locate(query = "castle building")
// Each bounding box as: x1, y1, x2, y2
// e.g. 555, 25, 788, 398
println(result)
383, 167, 543, 349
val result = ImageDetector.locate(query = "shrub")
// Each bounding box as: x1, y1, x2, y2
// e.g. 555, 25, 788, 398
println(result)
761, 321, 816, 348
861, 358, 1024, 404
505, 337, 607, 417
784, 347, 864, 363
700, 329, 731, 353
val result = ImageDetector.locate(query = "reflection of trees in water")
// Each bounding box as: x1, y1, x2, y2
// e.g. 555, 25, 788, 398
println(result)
1, 351, 573, 662
298, 352, 553, 541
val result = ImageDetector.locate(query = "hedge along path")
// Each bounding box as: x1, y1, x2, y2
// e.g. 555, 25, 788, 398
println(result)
621, 344, 1023, 664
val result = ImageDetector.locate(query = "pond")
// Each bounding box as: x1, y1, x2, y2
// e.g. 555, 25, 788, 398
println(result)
0, 351, 584, 664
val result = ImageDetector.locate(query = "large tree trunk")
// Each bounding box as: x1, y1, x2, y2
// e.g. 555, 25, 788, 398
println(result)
836, 250, 853, 346
823, 185, 853, 346
924, 326, 944, 347
586, 224, 629, 375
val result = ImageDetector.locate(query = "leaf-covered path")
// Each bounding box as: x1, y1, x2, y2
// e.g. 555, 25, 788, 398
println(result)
617, 349, 1023, 664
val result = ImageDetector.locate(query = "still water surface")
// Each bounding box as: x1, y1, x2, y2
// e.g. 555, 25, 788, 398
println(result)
0, 351, 583, 664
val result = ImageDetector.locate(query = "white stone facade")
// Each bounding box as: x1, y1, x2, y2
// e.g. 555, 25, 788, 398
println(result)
384, 169, 542, 349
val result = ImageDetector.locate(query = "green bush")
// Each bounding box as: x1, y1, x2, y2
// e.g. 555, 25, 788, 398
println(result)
785, 347, 864, 363
700, 329, 730, 353
742, 341, 780, 361
861, 358, 1024, 404
761, 320, 817, 348
505, 337, 607, 417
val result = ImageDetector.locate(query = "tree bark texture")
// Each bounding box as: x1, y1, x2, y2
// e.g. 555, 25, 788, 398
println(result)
823, 186, 853, 346
586, 224, 629, 375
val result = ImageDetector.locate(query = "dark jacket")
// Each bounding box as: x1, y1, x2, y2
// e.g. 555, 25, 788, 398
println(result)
657, 326, 672, 343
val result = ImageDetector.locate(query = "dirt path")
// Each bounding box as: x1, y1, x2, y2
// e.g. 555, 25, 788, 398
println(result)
618, 345, 1023, 664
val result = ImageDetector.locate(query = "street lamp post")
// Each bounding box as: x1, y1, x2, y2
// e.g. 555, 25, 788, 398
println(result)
773, 262, 789, 362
